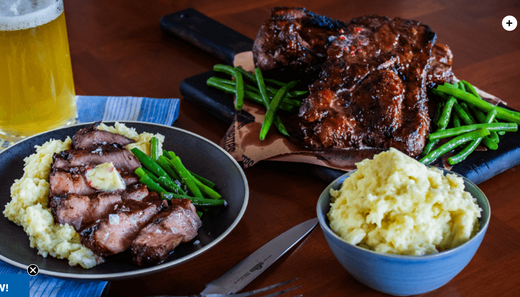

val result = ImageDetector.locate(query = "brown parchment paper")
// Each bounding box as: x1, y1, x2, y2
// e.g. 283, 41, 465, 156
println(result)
220, 53, 507, 173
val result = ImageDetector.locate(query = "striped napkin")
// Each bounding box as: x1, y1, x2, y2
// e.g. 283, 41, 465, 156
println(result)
0, 95, 180, 297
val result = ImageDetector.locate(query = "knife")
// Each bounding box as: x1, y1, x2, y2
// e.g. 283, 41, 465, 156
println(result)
199, 217, 318, 295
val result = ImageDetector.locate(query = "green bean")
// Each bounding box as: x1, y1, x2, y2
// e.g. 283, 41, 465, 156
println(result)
162, 150, 174, 160
420, 128, 490, 165
189, 172, 221, 199
157, 155, 182, 182
288, 90, 308, 97
435, 85, 520, 124
190, 171, 216, 189
234, 66, 256, 81
447, 138, 483, 165
139, 167, 159, 182
234, 66, 279, 96
160, 192, 227, 207
260, 83, 292, 140
213, 64, 244, 110
457, 81, 466, 92
452, 102, 500, 150
255, 68, 290, 137
460, 80, 481, 99
459, 102, 478, 124
428, 122, 517, 140
135, 168, 167, 193
469, 104, 500, 143
437, 96, 457, 129
150, 136, 160, 161
131, 148, 170, 180
255, 68, 271, 106
422, 100, 447, 157
452, 112, 461, 127
448, 109, 499, 165
169, 156, 204, 199
206, 78, 297, 112
208, 77, 302, 107
156, 175, 186, 195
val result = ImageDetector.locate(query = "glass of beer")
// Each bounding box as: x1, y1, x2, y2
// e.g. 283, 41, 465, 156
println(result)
0, 0, 77, 147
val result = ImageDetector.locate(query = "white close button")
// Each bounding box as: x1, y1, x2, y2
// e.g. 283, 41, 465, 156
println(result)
502, 15, 517, 31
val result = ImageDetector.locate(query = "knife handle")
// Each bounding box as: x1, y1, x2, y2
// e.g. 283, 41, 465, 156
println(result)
160, 8, 255, 65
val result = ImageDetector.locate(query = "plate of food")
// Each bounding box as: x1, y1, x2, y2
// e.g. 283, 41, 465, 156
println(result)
162, 7, 520, 185
0, 121, 248, 280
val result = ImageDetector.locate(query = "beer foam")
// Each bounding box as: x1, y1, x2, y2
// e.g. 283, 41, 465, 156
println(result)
0, 0, 63, 31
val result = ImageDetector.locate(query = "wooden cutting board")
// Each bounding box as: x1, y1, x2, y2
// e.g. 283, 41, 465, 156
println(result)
160, 8, 520, 184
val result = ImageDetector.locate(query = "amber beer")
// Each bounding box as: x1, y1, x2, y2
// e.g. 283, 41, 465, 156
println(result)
0, 0, 77, 142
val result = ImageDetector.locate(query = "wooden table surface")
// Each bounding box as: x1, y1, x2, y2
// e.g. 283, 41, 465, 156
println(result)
64, 0, 520, 296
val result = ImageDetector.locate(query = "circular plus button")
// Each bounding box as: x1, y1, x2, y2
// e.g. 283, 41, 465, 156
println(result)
502, 15, 517, 31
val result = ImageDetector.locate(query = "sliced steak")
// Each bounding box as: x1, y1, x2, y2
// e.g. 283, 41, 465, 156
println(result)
49, 170, 97, 197
72, 124, 135, 150
80, 192, 165, 257
121, 172, 140, 186
253, 7, 348, 83
49, 170, 139, 198
50, 192, 122, 231
52, 145, 140, 172
131, 199, 202, 266
123, 183, 150, 202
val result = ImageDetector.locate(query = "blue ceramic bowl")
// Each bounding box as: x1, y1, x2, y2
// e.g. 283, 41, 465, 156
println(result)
317, 168, 490, 296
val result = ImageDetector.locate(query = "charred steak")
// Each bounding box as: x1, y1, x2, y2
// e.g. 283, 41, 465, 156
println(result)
254, 8, 454, 157
80, 192, 166, 257
131, 199, 202, 266
253, 7, 348, 83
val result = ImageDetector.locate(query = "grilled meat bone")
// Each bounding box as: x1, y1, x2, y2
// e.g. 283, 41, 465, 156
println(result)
253, 8, 454, 157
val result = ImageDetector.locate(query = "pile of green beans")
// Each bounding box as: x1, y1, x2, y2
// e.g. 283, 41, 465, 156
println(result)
131, 138, 226, 214
207, 64, 308, 140
420, 81, 519, 165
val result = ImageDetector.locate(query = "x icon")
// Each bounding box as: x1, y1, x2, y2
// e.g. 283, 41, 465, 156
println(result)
27, 264, 39, 276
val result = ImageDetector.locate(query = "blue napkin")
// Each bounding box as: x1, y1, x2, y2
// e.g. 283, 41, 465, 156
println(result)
0, 95, 180, 297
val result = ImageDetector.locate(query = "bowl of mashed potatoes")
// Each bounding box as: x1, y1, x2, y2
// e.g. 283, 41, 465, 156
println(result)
316, 148, 490, 296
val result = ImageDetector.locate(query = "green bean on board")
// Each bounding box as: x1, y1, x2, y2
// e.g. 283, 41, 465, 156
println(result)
435, 85, 520, 124
448, 109, 499, 165
213, 64, 244, 110
260, 82, 295, 140
428, 122, 517, 140
420, 128, 490, 165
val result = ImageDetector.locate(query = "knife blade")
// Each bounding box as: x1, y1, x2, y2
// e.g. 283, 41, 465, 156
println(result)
200, 218, 318, 295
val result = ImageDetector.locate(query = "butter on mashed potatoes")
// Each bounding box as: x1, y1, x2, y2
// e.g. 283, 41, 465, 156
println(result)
3, 122, 164, 268
328, 148, 482, 255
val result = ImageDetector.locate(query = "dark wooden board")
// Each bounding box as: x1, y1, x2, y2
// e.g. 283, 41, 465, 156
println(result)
163, 8, 520, 185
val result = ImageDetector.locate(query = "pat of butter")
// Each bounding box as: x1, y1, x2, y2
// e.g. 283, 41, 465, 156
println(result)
86, 162, 126, 192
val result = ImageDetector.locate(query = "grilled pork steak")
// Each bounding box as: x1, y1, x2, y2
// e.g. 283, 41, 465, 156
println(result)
49, 170, 97, 197
80, 192, 166, 257
254, 8, 454, 157
52, 145, 141, 172
253, 7, 348, 83
298, 16, 437, 156
72, 124, 135, 150
50, 193, 122, 231
131, 199, 202, 266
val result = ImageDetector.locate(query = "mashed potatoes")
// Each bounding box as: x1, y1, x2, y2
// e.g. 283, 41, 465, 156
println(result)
328, 148, 482, 255
3, 122, 164, 268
